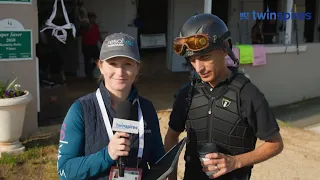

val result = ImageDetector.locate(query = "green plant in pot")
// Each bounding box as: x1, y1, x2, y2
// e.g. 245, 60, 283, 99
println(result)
0, 77, 25, 98
0, 74, 32, 158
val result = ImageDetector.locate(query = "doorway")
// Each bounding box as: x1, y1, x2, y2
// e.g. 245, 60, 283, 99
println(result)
263, 0, 278, 44
137, 0, 168, 52
304, 0, 316, 42
212, 0, 229, 25
37, 0, 82, 126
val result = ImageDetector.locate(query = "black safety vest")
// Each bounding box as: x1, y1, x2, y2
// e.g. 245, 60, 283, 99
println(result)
183, 73, 255, 180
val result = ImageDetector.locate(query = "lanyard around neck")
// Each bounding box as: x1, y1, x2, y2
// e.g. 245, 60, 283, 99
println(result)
95, 89, 144, 158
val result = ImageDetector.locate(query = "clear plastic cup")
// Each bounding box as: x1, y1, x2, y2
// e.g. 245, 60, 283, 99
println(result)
198, 143, 219, 176
199, 155, 219, 176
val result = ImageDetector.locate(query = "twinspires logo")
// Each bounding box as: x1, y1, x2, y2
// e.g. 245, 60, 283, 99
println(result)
240, 7, 312, 21
115, 123, 138, 130
107, 38, 134, 47
112, 118, 139, 134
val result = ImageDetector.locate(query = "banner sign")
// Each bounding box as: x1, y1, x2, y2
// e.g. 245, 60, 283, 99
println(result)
0, 0, 32, 4
0, 19, 33, 61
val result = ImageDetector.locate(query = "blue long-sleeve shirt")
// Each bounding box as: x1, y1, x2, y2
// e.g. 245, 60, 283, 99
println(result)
57, 101, 165, 179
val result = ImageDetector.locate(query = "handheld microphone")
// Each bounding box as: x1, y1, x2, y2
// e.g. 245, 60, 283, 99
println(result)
112, 100, 139, 177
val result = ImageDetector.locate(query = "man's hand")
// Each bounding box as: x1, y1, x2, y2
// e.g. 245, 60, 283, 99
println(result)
201, 153, 239, 179
202, 133, 283, 179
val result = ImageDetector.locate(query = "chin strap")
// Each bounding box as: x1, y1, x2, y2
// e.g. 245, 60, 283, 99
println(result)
185, 67, 197, 114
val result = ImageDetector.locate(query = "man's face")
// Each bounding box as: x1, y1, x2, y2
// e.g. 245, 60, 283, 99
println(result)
189, 49, 227, 84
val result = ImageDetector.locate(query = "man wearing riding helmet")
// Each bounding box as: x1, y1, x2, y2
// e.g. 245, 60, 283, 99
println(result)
164, 13, 283, 180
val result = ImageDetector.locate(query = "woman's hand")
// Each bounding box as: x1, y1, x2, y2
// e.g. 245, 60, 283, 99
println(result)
108, 132, 131, 160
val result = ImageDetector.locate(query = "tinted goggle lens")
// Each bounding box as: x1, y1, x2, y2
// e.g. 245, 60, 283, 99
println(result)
173, 35, 209, 54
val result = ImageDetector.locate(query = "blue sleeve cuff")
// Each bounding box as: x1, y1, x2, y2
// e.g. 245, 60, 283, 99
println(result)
104, 148, 116, 165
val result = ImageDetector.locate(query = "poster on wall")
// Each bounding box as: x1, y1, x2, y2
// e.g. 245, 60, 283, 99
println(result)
140, 33, 167, 49
0, 18, 32, 61
0, 0, 32, 4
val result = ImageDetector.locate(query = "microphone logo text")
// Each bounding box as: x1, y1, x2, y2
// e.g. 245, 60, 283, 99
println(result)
115, 123, 138, 130
112, 118, 140, 134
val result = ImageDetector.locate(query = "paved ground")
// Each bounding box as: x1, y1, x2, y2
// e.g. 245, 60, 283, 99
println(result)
272, 97, 320, 134
305, 123, 320, 134
35, 107, 320, 180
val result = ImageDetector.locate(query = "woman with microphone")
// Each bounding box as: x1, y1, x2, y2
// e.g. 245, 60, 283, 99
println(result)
57, 33, 165, 180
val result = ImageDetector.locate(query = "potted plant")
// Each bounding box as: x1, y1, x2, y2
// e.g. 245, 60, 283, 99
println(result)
0, 75, 32, 157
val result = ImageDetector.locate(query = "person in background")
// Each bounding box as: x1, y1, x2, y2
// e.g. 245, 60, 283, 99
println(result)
251, 19, 263, 44
57, 33, 165, 180
76, 0, 90, 31
81, 12, 103, 79
263, 19, 278, 44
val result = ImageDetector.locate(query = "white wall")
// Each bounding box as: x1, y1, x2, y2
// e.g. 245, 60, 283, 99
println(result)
124, 0, 138, 40
167, 0, 204, 72
0, 0, 39, 137
242, 43, 320, 107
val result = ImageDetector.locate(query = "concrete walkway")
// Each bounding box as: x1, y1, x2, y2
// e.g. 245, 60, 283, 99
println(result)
305, 123, 320, 134
272, 97, 320, 134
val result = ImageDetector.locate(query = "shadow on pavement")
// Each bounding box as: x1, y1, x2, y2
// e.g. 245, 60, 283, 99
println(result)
272, 97, 320, 128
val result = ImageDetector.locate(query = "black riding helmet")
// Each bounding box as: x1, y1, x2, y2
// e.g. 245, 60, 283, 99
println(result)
175, 13, 239, 66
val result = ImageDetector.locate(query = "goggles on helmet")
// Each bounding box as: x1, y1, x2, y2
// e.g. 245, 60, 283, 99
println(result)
173, 31, 232, 55
173, 34, 213, 55
173, 31, 239, 66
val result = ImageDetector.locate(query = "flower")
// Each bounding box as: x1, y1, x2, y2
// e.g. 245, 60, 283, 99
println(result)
14, 84, 21, 90
0, 73, 25, 98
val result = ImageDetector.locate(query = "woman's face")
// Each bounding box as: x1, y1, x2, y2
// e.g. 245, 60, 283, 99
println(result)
99, 57, 139, 92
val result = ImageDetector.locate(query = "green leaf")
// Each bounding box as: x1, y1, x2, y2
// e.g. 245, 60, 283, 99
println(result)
4, 72, 14, 89
5, 77, 17, 91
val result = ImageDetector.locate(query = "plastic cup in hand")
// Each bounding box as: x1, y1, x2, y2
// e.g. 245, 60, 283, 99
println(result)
199, 156, 219, 176
198, 143, 219, 176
